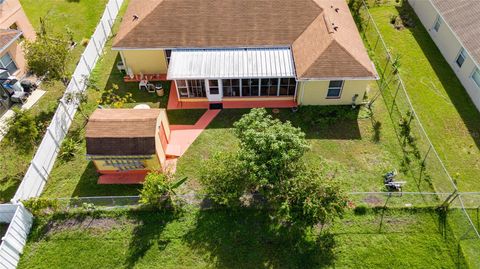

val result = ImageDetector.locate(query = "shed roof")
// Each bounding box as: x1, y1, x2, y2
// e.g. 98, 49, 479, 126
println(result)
86, 109, 161, 156
431, 0, 480, 65
113, 0, 377, 79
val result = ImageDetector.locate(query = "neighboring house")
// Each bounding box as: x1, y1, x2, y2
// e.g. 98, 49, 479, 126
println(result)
0, 0, 35, 116
86, 108, 171, 184
409, 0, 480, 111
0, 0, 35, 78
112, 0, 378, 108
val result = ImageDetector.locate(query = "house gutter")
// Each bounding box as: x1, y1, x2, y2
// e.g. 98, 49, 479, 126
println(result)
0, 31, 23, 54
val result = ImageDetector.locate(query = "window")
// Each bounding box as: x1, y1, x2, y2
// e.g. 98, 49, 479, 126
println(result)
176, 80, 207, 98
187, 80, 206, 97
433, 15, 441, 32
279, 78, 296, 96
0, 53, 18, 75
260, 78, 278, 96
327, 80, 344, 99
241, 79, 259, 96
176, 80, 188, 97
222, 79, 240, 97
472, 68, 480, 88
456, 48, 467, 68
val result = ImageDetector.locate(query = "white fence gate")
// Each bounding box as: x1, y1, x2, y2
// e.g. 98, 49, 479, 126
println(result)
0, 204, 33, 269
12, 0, 124, 202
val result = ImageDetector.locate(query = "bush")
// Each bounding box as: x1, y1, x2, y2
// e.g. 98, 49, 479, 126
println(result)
23, 33, 70, 80
23, 198, 59, 215
2, 108, 39, 152
59, 137, 79, 161
354, 204, 368, 215
200, 152, 247, 206
139, 172, 187, 209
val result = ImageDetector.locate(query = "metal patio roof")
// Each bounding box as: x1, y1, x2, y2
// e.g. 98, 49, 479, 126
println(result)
167, 48, 296, 80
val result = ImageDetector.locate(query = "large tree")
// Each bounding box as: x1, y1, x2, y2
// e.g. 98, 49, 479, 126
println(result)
200, 108, 347, 231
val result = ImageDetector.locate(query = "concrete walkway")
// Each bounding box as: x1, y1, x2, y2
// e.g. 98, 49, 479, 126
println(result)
166, 109, 221, 157
0, 90, 46, 141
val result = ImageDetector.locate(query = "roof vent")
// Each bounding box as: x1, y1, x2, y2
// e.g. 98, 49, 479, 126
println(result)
323, 14, 334, 34
133, 14, 139, 21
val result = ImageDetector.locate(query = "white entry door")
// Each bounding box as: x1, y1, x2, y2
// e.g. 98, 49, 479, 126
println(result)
206, 79, 222, 102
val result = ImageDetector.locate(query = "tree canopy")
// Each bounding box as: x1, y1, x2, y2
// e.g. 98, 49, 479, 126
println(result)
200, 108, 347, 231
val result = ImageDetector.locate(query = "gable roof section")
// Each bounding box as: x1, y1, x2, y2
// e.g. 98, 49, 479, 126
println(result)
431, 0, 480, 66
114, 0, 321, 48
86, 109, 161, 156
113, 0, 377, 79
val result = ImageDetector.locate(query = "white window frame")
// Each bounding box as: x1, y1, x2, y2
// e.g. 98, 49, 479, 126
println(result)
0, 52, 18, 75
471, 67, 480, 88
432, 15, 442, 32
326, 80, 344, 99
455, 48, 467, 68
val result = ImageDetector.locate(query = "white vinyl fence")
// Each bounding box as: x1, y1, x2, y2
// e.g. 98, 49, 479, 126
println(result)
0, 204, 33, 269
12, 0, 124, 202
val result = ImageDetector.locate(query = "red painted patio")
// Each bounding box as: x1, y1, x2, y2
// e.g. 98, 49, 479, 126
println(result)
166, 109, 221, 157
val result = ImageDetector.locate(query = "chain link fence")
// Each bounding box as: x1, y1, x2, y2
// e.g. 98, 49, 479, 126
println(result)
349, 0, 480, 267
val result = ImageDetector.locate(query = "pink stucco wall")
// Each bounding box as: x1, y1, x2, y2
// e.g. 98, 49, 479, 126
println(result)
0, 0, 35, 77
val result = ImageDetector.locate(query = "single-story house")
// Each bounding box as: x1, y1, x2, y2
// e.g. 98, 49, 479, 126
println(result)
0, 0, 35, 78
112, 0, 378, 108
86, 108, 170, 184
409, 0, 480, 111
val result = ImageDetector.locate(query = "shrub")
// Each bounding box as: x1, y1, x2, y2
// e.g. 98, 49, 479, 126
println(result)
200, 152, 247, 206
23, 18, 70, 80
2, 108, 39, 152
59, 137, 79, 161
23, 198, 59, 215
354, 204, 368, 215
139, 172, 187, 209
81, 38, 89, 47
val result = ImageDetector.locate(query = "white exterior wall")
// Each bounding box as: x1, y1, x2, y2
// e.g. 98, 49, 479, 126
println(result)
409, 0, 480, 111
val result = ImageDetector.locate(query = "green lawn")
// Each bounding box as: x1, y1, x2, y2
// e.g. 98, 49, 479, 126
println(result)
0, 0, 109, 203
18, 208, 459, 269
366, 1, 480, 192
175, 99, 433, 195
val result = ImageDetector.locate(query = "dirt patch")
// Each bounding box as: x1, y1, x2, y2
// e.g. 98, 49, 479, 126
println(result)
44, 217, 132, 234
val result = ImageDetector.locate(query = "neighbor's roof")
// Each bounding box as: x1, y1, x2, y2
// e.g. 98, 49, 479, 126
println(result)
113, 0, 377, 79
86, 109, 161, 155
0, 29, 22, 53
431, 0, 480, 65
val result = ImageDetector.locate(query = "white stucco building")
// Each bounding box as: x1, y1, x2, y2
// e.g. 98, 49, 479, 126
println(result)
409, 0, 480, 111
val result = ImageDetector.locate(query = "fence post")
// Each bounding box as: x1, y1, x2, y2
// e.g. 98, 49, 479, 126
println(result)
101, 20, 108, 41
47, 127, 61, 149
92, 37, 102, 58
31, 161, 48, 183
106, 4, 114, 28
59, 100, 74, 122
82, 55, 92, 73
72, 76, 82, 93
